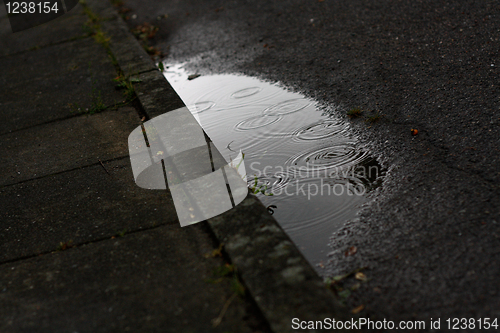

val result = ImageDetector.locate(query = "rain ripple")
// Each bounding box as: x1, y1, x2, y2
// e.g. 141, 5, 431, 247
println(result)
293, 119, 348, 142
285, 145, 370, 171
231, 86, 262, 98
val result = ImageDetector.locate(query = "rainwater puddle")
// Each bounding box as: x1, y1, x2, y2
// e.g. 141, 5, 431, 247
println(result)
162, 63, 385, 274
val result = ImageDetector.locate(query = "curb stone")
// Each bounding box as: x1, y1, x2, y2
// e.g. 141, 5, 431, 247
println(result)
86, 1, 359, 331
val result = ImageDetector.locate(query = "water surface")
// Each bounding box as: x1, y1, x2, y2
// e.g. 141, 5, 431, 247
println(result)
163, 63, 384, 273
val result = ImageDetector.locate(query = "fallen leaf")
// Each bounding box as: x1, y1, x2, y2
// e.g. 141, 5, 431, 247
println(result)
345, 246, 357, 256
355, 272, 367, 281
352, 304, 365, 314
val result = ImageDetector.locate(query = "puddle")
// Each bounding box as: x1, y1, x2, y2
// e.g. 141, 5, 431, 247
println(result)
163, 63, 385, 273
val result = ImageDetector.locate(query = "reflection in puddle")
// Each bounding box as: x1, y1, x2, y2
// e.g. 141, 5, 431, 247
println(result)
163, 63, 385, 274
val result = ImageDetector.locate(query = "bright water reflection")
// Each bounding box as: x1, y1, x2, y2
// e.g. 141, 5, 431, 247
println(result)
163, 63, 384, 273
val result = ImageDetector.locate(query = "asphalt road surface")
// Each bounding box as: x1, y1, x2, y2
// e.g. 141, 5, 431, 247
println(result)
121, 0, 499, 325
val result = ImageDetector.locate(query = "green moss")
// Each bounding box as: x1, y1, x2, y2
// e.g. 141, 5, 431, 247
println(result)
347, 108, 362, 118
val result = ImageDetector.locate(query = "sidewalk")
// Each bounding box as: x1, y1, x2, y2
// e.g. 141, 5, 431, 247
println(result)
0, 1, 349, 332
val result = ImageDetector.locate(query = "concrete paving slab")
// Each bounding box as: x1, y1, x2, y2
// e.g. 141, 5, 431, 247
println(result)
0, 224, 266, 333
0, 158, 180, 264
0, 107, 139, 187
0, 37, 125, 134
131, 70, 185, 119
100, 16, 158, 77
0, 6, 88, 57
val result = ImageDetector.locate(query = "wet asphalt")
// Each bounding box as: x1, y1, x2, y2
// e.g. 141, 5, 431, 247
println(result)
121, 0, 499, 324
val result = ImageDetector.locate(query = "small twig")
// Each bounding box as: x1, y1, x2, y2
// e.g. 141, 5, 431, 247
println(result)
226, 140, 236, 152
212, 292, 237, 328
99, 159, 110, 175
